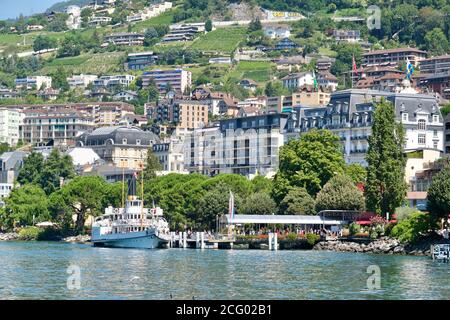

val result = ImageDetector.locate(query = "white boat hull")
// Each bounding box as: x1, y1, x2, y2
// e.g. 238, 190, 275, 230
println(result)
92, 229, 169, 249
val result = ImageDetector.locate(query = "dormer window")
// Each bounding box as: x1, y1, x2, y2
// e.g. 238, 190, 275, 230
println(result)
402, 113, 408, 122
433, 115, 439, 123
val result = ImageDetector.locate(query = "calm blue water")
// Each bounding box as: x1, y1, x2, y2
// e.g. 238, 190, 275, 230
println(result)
0, 241, 449, 300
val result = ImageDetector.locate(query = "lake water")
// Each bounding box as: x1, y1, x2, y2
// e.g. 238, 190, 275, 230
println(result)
0, 241, 449, 300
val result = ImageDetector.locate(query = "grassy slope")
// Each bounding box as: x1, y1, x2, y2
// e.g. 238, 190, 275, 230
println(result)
228, 60, 275, 83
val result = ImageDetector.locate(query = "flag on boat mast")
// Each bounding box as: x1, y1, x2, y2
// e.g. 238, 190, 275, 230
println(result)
228, 190, 235, 220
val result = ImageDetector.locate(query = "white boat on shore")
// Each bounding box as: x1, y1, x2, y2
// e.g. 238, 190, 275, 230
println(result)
91, 172, 170, 249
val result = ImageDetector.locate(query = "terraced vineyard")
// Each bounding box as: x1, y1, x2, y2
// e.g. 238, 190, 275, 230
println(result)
39, 52, 126, 75
190, 27, 247, 54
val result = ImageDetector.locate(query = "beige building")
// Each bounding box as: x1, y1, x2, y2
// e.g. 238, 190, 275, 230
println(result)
77, 126, 159, 170
175, 100, 208, 130
292, 87, 331, 107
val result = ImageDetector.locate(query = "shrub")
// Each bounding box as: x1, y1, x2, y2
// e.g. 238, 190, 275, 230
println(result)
286, 233, 298, 241
18, 226, 42, 240
306, 233, 320, 246
394, 207, 418, 222
349, 222, 361, 235
390, 212, 435, 244
369, 229, 378, 239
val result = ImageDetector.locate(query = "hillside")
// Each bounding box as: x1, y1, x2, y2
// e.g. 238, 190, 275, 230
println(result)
47, 0, 92, 13
0, 0, 450, 105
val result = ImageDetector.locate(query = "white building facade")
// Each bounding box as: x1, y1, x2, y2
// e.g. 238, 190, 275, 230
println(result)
0, 108, 24, 146
290, 89, 444, 166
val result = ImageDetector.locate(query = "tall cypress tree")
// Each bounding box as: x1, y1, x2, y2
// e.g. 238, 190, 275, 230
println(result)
365, 99, 407, 215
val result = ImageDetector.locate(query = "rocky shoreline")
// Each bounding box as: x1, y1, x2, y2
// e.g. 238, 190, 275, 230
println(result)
62, 235, 91, 243
313, 237, 450, 256
0, 232, 19, 241
0, 232, 91, 243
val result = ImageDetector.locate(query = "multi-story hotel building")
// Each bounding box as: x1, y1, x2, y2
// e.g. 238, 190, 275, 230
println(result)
9, 102, 135, 127
185, 114, 288, 177
141, 69, 192, 93
20, 109, 95, 146
362, 48, 427, 68
289, 89, 444, 165
76, 126, 159, 169
0, 108, 24, 146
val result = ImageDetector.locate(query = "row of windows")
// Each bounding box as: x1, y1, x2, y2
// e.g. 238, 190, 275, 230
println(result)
402, 114, 440, 124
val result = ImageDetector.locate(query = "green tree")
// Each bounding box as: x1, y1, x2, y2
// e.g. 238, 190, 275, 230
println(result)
365, 99, 407, 215
315, 174, 365, 212
248, 18, 262, 32
424, 28, 450, 56
4, 185, 49, 228
279, 187, 316, 215
345, 163, 367, 184
241, 192, 277, 215
50, 176, 113, 233
17, 152, 45, 185
197, 182, 241, 230
274, 129, 345, 201
33, 35, 57, 52
0, 143, 9, 156
38, 149, 75, 195
264, 81, 286, 97
143, 148, 163, 181
50, 66, 70, 91
205, 19, 213, 32
427, 167, 450, 223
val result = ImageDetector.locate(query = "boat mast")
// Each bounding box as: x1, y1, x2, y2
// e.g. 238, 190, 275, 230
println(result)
121, 166, 125, 208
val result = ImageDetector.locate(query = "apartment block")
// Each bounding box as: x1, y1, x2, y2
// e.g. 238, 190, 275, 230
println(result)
141, 69, 192, 93
0, 108, 24, 146
20, 109, 96, 146
15, 76, 52, 90
67, 74, 98, 89
104, 32, 145, 46
362, 47, 427, 68
420, 55, 450, 75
